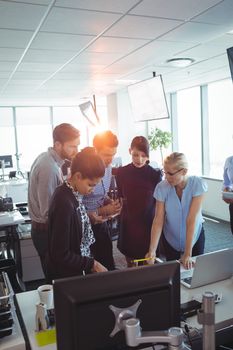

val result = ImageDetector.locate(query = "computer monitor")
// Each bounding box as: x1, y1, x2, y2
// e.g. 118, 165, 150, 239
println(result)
53, 261, 180, 350
127, 75, 169, 122
0, 155, 13, 168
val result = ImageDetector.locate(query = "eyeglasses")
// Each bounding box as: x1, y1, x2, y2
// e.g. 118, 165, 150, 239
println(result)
162, 168, 184, 176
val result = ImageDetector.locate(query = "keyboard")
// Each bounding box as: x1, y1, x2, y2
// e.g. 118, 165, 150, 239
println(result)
181, 269, 193, 280
182, 276, 192, 285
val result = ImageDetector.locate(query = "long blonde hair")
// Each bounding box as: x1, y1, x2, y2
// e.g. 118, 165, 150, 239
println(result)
163, 152, 188, 170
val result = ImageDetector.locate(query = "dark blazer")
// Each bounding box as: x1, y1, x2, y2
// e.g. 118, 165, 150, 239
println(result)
46, 183, 94, 280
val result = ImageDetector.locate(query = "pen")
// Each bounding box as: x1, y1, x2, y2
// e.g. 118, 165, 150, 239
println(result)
131, 257, 154, 263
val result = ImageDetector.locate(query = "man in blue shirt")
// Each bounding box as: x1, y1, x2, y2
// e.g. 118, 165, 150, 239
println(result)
83, 130, 121, 270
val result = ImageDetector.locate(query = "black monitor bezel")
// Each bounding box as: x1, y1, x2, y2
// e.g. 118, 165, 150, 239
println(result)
0, 155, 13, 168
54, 261, 180, 350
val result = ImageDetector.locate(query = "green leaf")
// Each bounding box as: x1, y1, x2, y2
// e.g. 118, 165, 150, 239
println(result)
148, 127, 172, 156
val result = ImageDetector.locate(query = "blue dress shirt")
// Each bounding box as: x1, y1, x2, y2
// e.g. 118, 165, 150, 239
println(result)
153, 176, 207, 252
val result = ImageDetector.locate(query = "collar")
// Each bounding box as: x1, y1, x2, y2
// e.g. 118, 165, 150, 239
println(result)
65, 181, 83, 200
48, 147, 65, 167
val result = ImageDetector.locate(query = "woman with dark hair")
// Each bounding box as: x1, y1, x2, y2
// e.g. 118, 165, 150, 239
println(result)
46, 147, 107, 281
116, 136, 162, 267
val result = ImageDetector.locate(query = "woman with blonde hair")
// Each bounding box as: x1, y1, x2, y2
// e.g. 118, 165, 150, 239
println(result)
146, 152, 207, 269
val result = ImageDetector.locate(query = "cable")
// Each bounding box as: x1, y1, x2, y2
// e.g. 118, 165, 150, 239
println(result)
182, 322, 202, 349
183, 322, 204, 350
184, 323, 193, 349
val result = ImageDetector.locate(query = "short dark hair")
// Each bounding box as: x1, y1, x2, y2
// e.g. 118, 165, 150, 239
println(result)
71, 147, 105, 179
53, 123, 80, 144
93, 130, 118, 151
131, 136, 149, 158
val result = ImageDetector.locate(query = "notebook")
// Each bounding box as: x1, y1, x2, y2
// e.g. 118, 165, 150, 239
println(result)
181, 248, 233, 289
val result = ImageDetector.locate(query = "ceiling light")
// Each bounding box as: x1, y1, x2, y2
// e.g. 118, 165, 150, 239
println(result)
165, 58, 195, 68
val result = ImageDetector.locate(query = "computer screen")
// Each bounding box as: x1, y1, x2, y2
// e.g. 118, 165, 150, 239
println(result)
53, 261, 180, 350
128, 75, 169, 122
0, 155, 13, 168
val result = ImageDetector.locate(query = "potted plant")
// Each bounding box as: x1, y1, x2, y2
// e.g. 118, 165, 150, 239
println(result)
148, 127, 172, 164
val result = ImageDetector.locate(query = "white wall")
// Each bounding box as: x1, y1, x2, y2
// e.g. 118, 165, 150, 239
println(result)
202, 178, 229, 222
107, 93, 118, 133
107, 89, 148, 165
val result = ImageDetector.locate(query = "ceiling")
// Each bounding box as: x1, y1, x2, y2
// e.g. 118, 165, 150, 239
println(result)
0, 0, 233, 105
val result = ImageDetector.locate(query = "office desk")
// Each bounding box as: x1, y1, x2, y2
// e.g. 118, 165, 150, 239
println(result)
181, 277, 233, 330
16, 291, 151, 350
0, 211, 24, 227
0, 211, 25, 292
15, 278, 233, 350
15, 291, 55, 350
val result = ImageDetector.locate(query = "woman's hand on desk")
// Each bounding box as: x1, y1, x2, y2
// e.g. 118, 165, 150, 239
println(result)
144, 251, 156, 265
180, 253, 195, 270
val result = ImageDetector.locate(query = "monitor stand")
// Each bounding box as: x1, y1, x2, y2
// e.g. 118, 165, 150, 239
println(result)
109, 299, 190, 349
109, 292, 216, 350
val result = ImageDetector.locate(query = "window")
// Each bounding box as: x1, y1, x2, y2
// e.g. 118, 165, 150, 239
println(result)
148, 117, 172, 168
0, 100, 107, 173
0, 108, 16, 172
16, 107, 52, 171
147, 94, 171, 168
177, 87, 202, 175
208, 79, 233, 178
